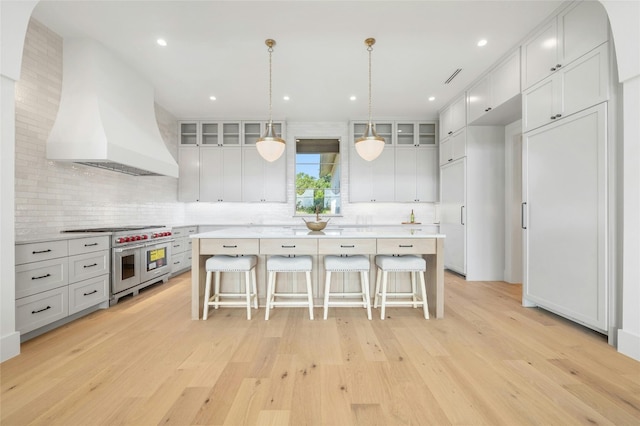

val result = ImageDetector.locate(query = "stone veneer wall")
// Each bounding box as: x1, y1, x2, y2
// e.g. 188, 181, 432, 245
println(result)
14, 19, 183, 236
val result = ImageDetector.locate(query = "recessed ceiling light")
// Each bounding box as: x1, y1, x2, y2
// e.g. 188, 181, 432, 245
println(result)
283, 95, 290, 101
157, 38, 167, 47
350, 95, 356, 101
209, 96, 216, 101
477, 39, 488, 47
428, 96, 435, 101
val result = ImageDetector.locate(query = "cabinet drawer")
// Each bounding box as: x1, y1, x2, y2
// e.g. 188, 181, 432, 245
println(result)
172, 237, 189, 254
69, 275, 108, 315
16, 258, 68, 299
68, 250, 109, 284
260, 239, 317, 255
69, 236, 110, 255
16, 240, 68, 265
171, 252, 188, 273
171, 227, 188, 237
376, 238, 436, 255
200, 239, 259, 255
318, 239, 377, 255
16, 287, 68, 334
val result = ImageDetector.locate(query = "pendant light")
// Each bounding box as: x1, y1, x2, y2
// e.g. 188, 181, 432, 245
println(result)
256, 39, 285, 162
355, 37, 385, 161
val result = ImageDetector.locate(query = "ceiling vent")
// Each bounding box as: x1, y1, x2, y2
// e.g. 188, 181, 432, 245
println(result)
444, 68, 462, 84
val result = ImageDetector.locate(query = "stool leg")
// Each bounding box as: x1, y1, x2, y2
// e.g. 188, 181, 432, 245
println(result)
305, 270, 314, 320
419, 271, 429, 319
362, 271, 372, 320
251, 267, 258, 310
203, 271, 212, 320
244, 270, 252, 320
323, 270, 332, 320
213, 271, 221, 309
411, 271, 417, 308
374, 266, 382, 308
265, 271, 274, 320
380, 270, 389, 320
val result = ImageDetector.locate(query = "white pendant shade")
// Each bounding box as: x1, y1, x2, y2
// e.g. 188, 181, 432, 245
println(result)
256, 130, 285, 162
355, 122, 385, 161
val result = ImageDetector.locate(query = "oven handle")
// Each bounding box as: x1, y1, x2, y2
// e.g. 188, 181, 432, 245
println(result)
114, 244, 146, 253
144, 239, 174, 248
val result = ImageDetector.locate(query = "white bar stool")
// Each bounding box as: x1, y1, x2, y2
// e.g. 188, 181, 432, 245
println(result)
373, 255, 429, 320
202, 255, 258, 320
265, 255, 314, 320
323, 255, 372, 320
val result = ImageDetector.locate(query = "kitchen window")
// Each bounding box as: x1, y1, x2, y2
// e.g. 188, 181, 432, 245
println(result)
295, 138, 341, 215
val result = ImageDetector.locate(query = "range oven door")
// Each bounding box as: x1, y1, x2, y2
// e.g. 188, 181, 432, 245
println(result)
140, 241, 172, 284
113, 244, 143, 294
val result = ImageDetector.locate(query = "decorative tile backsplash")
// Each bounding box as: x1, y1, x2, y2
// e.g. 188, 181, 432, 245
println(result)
15, 19, 437, 237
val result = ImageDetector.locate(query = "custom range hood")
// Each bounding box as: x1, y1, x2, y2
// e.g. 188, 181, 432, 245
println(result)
47, 39, 178, 177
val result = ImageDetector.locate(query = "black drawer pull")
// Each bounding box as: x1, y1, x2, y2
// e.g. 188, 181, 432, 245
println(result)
340, 245, 355, 248
399, 244, 414, 248
282, 245, 296, 248
222, 245, 237, 248
83, 263, 98, 268
32, 249, 52, 254
84, 243, 98, 247
83, 290, 98, 296
32, 306, 51, 314
174, 244, 181, 248
173, 261, 181, 265
32, 273, 51, 280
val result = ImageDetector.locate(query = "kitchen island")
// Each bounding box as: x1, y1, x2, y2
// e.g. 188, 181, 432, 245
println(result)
190, 226, 445, 319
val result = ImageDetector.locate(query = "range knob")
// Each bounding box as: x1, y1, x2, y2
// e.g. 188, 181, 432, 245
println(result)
124, 236, 131, 242
142, 235, 148, 240
117, 237, 125, 243
135, 235, 142, 241
152, 233, 158, 238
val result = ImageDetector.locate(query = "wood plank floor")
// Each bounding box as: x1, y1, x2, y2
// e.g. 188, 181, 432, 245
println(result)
2, 271, 639, 425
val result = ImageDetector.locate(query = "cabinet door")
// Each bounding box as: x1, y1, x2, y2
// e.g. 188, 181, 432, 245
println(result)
439, 107, 453, 139
371, 148, 395, 202
349, 146, 373, 202
179, 122, 198, 146
415, 147, 438, 202
467, 76, 490, 124
221, 148, 242, 201
450, 96, 466, 134
522, 19, 558, 89
451, 129, 467, 161
199, 148, 223, 201
523, 104, 607, 331
200, 122, 220, 146
439, 138, 453, 166
263, 153, 286, 202
522, 76, 560, 133
440, 159, 466, 275
242, 147, 286, 202
491, 50, 521, 107
561, 42, 609, 119
178, 147, 200, 202
558, 0, 608, 68
394, 147, 417, 202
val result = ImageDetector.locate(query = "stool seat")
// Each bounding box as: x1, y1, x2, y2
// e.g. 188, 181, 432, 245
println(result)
374, 255, 429, 320
202, 255, 258, 320
267, 255, 312, 272
323, 255, 372, 320
265, 255, 314, 320
207, 255, 257, 271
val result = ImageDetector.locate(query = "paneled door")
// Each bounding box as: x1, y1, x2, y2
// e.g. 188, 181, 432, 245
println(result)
440, 158, 466, 275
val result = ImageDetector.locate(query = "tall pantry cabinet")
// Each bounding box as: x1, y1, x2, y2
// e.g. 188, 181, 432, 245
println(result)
520, 0, 612, 333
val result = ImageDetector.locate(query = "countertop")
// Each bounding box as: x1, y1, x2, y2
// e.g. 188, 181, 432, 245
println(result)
191, 225, 444, 239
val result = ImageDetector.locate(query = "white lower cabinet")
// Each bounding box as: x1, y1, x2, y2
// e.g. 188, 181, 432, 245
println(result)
171, 226, 198, 275
522, 103, 608, 332
15, 236, 110, 336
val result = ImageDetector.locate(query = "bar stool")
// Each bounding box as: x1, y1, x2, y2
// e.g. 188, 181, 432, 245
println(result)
323, 255, 372, 320
265, 255, 314, 320
374, 255, 429, 320
202, 255, 258, 320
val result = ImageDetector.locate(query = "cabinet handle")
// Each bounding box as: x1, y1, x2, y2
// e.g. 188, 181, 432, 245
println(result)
281, 245, 296, 248
340, 245, 355, 248
222, 245, 237, 248
399, 244, 414, 248
550, 66, 556, 71
521, 202, 527, 229
448, 158, 453, 162
174, 261, 181, 265
84, 243, 98, 247
448, 131, 453, 135
83, 263, 98, 268
484, 107, 492, 112
32, 306, 51, 314
32, 249, 52, 254
461, 206, 465, 225
31, 273, 51, 280
555, 114, 562, 118
556, 64, 562, 68
83, 290, 98, 296
550, 115, 557, 120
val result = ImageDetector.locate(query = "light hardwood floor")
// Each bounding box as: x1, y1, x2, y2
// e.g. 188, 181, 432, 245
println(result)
2, 271, 639, 425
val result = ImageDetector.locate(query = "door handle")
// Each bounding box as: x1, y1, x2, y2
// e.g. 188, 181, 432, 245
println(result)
460, 206, 465, 225
521, 202, 527, 229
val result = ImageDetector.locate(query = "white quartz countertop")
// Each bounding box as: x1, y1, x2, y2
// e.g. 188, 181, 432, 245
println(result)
191, 225, 444, 239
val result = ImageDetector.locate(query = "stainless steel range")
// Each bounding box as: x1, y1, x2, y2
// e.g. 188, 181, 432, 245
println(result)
63, 226, 173, 305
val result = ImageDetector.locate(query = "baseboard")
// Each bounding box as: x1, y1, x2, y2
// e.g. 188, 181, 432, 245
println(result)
617, 329, 640, 361
1, 331, 21, 362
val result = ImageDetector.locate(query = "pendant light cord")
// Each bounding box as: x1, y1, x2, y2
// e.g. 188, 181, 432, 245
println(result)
268, 43, 273, 124
367, 43, 373, 123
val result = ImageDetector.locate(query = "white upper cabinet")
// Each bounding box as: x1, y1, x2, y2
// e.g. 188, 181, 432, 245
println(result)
439, 96, 466, 139
523, 42, 609, 133
242, 146, 286, 202
178, 146, 199, 202
349, 146, 395, 203
199, 147, 242, 202
242, 121, 284, 145
395, 146, 438, 202
468, 49, 521, 124
522, 0, 608, 90
439, 129, 466, 166
396, 122, 438, 146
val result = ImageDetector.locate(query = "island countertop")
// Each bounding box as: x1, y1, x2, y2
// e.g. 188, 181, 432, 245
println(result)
190, 226, 445, 320
190, 225, 444, 240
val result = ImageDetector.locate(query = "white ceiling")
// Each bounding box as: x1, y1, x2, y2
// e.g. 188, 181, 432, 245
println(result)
31, 0, 564, 122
